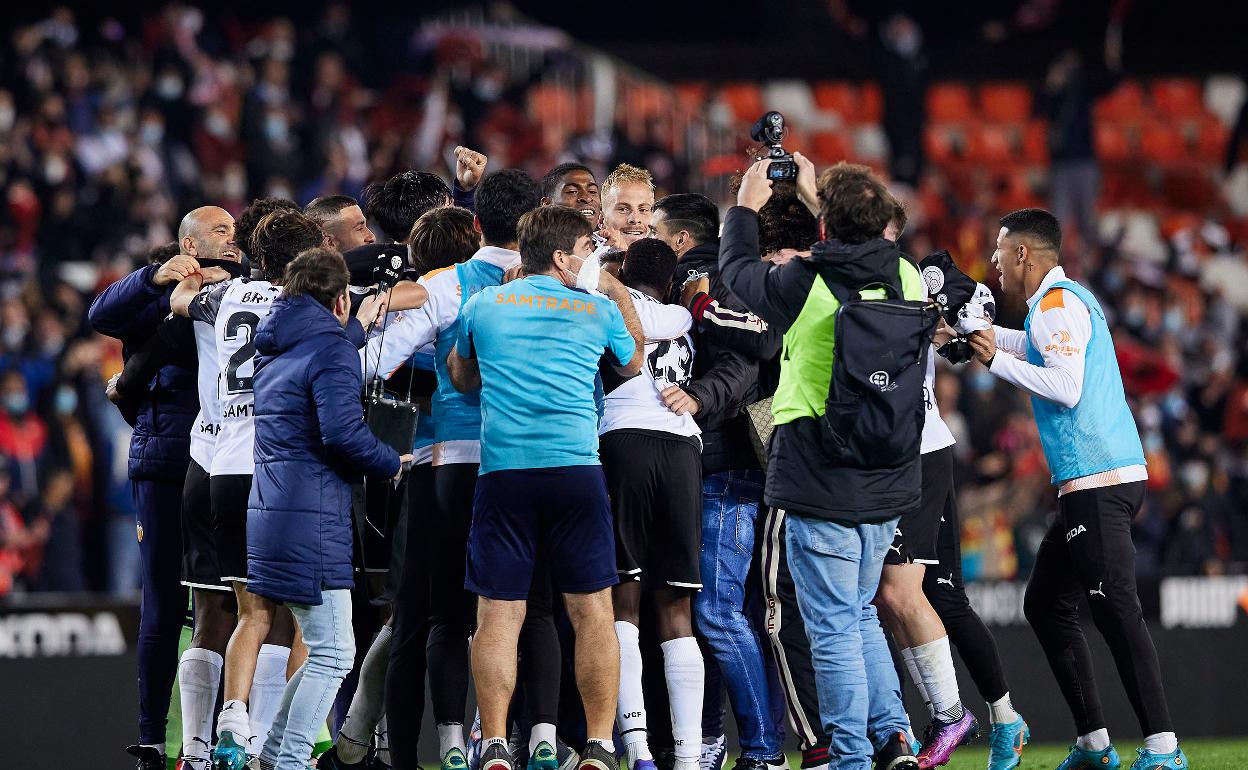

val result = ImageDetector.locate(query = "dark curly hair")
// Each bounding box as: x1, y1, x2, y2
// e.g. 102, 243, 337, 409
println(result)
251, 210, 326, 284
362, 171, 452, 242
236, 197, 300, 258
816, 162, 892, 245
727, 173, 818, 255
621, 237, 679, 294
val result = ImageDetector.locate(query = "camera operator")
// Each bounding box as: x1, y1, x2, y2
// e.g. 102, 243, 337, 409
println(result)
719, 157, 926, 770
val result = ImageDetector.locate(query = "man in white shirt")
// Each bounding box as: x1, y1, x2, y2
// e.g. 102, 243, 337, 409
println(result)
969, 208, 1186, 770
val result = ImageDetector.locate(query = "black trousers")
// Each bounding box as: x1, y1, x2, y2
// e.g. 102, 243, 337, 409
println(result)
386, 463, 435, 770
921, 448, 1010, 706
427, 462, 481, 725
1023, 481, 1172, 737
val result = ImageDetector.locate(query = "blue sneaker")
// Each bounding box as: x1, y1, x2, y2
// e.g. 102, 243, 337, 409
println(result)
210, 730, 251, 770
986, 717, 1029, 770
529, 742, 559, 770
1128, 746, 1189, 770
633, 760, 659, 770
444, 748, 471, 770
1056, 744, 1121, 770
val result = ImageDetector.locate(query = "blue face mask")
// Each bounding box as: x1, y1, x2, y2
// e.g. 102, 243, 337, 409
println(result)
55, 386, 78, 415
970, 370, 996, 393
3, 392, 29, 415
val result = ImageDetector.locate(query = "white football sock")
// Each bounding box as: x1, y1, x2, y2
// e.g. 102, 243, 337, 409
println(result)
375, 715, 391, 766
1076, 728, 1111, 752
1144, 732, 1178, 754
178, 647, 223, 761
899, 647, 934, 717
248, 643, 291, 754
337, 625, 393, 764
988, 693, 1019, 725
909, 636, 964, 723
439, 722, 467, 757
217, 699, 251, 741
661, 636, 704, 769
614, 621, 652, 764
587, 738, 616, 755
529, 722, 557, 756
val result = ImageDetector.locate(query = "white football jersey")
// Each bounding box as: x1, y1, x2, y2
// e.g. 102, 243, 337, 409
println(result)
599, 288, 700, 440
189, 279, 281, 476
920, 347, 956, 455
187, 278, 237, 469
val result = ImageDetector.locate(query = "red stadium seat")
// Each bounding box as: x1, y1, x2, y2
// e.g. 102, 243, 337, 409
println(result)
675, 82, 709, 113
924, 125, 959, 165
719, 82, 764, 123
528, 83, 578, 127
624, 82, 672, 121
1022, 120, 1049, 163
812, 81, 857, 118
979, 83, 1033, 123
858, 82, 883, 123
1139, 122, 1186, 163
1094, 122, 1131, 162
1195, 118, 1230, 163
1095, 80, 1146, 123
928, 83, 973, 123
811, 131, 852, 164
1151, 78, 1204, 120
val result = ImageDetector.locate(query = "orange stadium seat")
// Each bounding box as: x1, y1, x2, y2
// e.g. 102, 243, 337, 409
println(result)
858, 82, 883, 123
1139, 122, 1187, 163
1195, 118, 1230, 163
924, 125, 959, 165
1151, 78, 1204, 120
1094, 122, 1131, 162
1095, 80, 1146, 122
979, 83, 1032, 123
1022, 120, 1049, 163
812, 131, 852, 164
624, 82, 672, 121
675, 82, 709, 113
719, 82, 764, 123
967, 124, 1011, 164
812, 81, 858, 118
528, 83, 578, 127
928, 83, 973, 123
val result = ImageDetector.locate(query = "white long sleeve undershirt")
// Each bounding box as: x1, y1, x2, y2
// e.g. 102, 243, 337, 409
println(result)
987, 287, 1091, 410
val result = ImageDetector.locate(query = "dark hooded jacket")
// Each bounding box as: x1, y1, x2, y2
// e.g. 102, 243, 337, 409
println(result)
668, 238, 782, 475
718, 206, 925, 522
246, 293, 399, 605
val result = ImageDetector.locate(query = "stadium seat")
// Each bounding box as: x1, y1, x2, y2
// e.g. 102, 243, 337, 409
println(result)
812, 81, 858, 119
811, 131, 852, 164
924, 124, 960, 165
528, 83, 579, 128
852, 124, 888, 161
858, 82, 883, 123
674, 82, 709, 113
1195, 117, 1230, 163
1204, 75, 1247, 127
1094, 122, 1131, 162
762, 80, 819, 126
1151, 78, 1204, 120
1095, 80, 1146, 123
1022, 120, 1049, 163
624, 82, 672, 121
1139, 122, 1187, 163
928, 83, 974, 123
979, 83, 1032, 123
967, 124, 1011, 164
719, 82, 765, 124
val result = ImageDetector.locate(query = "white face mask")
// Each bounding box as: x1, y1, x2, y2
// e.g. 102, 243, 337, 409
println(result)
562, 245, 606, 292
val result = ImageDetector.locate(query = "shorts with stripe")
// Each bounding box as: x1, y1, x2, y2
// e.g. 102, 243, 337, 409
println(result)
180, 460, 229, 592
884, 446, 953, 566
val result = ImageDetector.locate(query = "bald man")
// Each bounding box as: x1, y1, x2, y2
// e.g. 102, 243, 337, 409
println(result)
88, 206, 243, 770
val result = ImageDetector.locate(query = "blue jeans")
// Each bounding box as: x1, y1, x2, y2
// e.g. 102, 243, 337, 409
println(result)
694, 471, 780, 760
261, 589, 355, 770
785, 514, 910, 770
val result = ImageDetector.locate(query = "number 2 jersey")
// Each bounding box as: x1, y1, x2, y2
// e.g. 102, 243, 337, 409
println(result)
189, 279, 281, 476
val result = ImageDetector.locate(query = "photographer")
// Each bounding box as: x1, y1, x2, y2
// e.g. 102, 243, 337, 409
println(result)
719, 158, 926, 770
246, 247, 412, 770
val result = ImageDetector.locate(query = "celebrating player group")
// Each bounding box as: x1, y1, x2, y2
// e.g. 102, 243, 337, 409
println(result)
91, 140, 1189, 770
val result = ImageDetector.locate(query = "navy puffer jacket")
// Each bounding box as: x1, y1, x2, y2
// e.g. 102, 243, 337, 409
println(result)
88, 264, 197, 481
246, 293, 400, 605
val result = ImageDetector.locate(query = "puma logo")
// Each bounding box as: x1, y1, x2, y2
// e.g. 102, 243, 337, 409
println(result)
889, 544, 902, 556
1088, 581, 1107, 599
1066, 524, 1088, 542
937, 573, 954, 588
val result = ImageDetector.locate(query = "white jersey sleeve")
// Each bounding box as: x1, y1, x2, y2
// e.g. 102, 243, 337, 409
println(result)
989, 288, 1090, 409
361, 269, 458, 381
629, 288, 693, 341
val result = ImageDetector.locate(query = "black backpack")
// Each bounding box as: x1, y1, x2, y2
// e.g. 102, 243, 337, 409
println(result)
817, 270, 939, 469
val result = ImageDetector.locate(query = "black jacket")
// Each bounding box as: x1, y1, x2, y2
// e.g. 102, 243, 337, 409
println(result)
719, 206, 921, 523
669, 238, 782, 476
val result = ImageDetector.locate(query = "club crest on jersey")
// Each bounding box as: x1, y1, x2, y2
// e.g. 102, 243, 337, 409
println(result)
136, 522, 144, 543
922, 265, 945, 297
1066, 524, 1087, 542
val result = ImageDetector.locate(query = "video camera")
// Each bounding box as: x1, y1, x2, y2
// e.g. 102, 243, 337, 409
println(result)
751, 111, 797, 182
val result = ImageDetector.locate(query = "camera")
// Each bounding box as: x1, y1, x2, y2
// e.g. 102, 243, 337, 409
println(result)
750, 111, 796, 182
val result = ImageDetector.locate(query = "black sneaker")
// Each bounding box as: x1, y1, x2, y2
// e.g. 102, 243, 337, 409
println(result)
319, 745, 369, 770
731, 757, 789, 770
874, 731, 919, 770
126, 745, 167, 770
482, 742, 516, 770
653, 746, 676, 770
578, 741, 620, 770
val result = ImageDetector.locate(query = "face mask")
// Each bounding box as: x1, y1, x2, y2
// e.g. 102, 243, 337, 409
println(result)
141, 122, 164, 145
264, 113, 288, 143
205, 112, 231, 139
55, 386, 77, 415
156, 76, 184, 100
3, 392, 28, 415
971, 370, 995, 393
0, 105, 14, 133
562, 248, 603, 292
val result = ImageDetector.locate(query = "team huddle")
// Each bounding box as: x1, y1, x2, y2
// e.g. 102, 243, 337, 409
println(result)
91, 145, 1190, 770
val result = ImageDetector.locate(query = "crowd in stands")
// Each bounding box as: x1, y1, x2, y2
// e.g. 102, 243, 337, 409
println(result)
2, 4, 1247, 597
